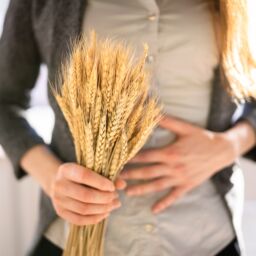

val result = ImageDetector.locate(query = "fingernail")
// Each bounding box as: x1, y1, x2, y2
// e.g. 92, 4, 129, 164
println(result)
112, 198, 121, 206
122, 180, 127, 187
152, 208, 160, 214
113, 202, 121, 208
126, 190, 133, 196
113, 198, 121, 204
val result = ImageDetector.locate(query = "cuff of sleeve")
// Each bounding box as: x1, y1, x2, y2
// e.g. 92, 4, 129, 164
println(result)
235, 108, 256, 161
4, 130, 46, 180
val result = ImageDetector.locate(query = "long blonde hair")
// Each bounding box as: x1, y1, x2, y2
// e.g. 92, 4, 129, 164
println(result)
211, 0, 256, 102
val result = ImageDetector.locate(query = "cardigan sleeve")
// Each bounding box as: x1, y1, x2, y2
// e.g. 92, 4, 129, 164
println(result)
235, 100, 256, 161
0, 0, 46, 179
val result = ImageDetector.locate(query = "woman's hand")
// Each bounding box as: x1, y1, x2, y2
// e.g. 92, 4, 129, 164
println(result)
119, 115, 255, 214
50, 163, 126, 226
21, 145, 127, 226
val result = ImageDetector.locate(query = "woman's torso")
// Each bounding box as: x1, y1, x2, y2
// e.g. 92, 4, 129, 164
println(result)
45, 0, 236, 255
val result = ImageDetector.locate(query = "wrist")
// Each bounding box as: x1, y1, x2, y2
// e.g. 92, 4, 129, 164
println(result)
221, 120, 256, 161
21, 145, 62, 197
218, 131, 239, 164
42, 158, 62, 197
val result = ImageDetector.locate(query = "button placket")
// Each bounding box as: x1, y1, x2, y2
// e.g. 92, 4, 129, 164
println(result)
144, 223, 155, 233
146, 54, 155, 64
148, 13, 157, 21
144, 0, 160, 147
144, 0, 159, 81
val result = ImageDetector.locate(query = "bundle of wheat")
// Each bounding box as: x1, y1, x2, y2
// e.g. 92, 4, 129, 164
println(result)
52, 30, 162, 256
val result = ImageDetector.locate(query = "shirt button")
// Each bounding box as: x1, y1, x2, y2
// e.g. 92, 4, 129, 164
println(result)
146, 54, 155, 64
144, 224, 155, 233
147, 13, 157, 21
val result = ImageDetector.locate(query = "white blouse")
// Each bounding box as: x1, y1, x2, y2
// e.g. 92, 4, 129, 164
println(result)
45, 0, 236, 255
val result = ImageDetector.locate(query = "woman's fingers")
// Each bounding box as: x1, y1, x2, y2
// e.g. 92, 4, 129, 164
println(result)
120, 164, 169, 180
114, 178, 127, 190
56, 207, 110, 226
57, 180, 119, 204
152, 185, 192, 214
125, 177, 179, 196
55, 196, 121, 215
52, 163, 124, 223
60, 163, 115, 192
128, 148, 167, 163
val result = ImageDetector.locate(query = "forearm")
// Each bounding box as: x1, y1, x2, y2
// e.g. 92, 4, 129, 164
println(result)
223, 120, 256, 159
20, 144, 62, 196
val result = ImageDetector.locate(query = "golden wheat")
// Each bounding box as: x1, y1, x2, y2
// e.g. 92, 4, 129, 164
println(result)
52, 30, 162, 256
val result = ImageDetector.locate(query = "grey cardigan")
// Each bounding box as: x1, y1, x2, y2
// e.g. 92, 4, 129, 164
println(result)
1, 0, 256, 254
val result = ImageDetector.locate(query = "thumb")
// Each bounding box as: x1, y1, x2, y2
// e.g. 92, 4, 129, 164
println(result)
158, 115, 199, 135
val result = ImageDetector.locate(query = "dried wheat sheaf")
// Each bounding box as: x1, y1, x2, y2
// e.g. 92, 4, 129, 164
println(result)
52, 30, 162, 256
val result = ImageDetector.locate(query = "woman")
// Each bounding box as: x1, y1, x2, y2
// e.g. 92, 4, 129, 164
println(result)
0, 0, 256, 255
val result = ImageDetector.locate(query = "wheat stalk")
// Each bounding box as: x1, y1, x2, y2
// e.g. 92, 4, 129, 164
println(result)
52, 30, 162, 256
